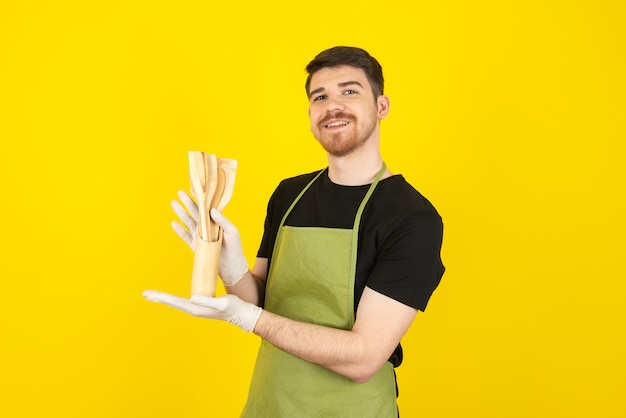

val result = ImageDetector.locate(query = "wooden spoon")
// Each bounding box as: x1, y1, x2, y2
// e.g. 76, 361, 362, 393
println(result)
188, 151, 208, 241
203, 153, 218, 242
217, 158, 238, 212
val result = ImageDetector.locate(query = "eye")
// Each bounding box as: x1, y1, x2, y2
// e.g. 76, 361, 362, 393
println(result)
312, 94, 326, 102
344, 89, 357, 95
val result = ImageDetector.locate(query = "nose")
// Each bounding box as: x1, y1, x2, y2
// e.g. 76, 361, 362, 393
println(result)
325, 95, 345, 112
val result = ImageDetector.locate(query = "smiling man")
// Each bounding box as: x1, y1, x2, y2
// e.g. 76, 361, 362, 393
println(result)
144, 46, 445, 417
308, 66, 385, 159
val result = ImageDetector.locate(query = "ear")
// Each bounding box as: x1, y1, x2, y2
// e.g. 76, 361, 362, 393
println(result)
377, 95, 390, 119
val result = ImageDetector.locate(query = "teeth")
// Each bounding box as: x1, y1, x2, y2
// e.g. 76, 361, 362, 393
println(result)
326, 121, 349, 128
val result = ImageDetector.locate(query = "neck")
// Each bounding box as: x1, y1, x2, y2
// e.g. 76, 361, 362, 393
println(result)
326, 142, 391, 186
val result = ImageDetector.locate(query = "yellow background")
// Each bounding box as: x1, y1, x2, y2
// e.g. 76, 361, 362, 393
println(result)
1, 1, 624, 416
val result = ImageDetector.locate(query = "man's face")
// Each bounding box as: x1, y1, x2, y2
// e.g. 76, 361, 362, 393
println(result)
308, 65, 387, 157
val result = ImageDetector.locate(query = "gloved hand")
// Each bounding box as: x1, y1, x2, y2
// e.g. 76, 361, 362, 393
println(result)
171, 191, 249, 286
171, 190, 199, 251
209, 208, 249, 286
142, 290, 262, 332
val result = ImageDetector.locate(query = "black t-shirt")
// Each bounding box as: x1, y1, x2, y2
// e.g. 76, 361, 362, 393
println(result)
257, 169, 445, 366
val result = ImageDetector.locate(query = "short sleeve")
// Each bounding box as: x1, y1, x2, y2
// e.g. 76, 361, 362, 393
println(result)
364, 205, 445, 312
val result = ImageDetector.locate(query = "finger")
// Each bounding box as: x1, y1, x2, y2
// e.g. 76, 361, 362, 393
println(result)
171, 200, 197, 232
190, 294, 228, 309
178, 190, 199, 220
210, 208, 236, 233
143, 290, 204, 316
171, 221, 193, 247
143, 290, 186, 305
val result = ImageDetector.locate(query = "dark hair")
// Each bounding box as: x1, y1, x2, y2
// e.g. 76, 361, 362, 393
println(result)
305, 46, 384, 98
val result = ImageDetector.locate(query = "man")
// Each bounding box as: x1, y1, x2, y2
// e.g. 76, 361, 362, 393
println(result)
144, 46, 445, 417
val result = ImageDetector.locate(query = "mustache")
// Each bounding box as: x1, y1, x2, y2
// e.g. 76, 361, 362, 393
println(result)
319, 111, 355, 126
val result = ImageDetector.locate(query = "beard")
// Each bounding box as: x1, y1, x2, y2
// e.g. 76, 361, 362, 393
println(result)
313, 110, 378, 157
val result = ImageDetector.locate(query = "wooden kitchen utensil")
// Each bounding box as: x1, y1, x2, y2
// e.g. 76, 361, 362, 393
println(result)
188, 151, 237, 297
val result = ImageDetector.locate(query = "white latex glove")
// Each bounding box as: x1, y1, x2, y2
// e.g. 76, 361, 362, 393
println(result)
172, 190, 198, 251
170, 191, 248, 286
209, 208, 249, 286
171, 190, 199, 251
142, 290, 262, 332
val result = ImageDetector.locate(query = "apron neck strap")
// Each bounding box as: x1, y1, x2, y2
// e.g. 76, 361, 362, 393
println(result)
353, 162, 386, 230
278, 163, 388, 229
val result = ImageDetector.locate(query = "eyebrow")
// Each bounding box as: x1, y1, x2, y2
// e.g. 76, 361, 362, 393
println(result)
308, 80, 364, 98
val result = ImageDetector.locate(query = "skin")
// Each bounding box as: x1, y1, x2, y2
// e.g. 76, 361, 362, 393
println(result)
224, 66, 418, 383
308, 65, 392, 185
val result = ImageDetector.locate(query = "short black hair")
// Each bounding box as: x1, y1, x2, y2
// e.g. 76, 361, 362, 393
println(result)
305, 46, 384, 98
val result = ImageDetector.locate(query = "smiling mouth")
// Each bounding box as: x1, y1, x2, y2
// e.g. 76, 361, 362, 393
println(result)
325, 120, 350, 128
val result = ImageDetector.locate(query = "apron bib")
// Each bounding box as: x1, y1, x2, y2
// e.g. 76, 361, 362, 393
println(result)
241, 165, 398, 418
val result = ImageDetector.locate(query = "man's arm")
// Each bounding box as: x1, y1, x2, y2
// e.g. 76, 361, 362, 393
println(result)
144, 282, 416, 382
253, 286, 417, 383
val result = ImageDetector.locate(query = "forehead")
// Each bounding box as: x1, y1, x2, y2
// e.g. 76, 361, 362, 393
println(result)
309, 65, 371, 90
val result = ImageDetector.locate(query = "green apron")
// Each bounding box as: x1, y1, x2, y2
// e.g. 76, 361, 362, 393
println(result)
241, 165, 398, 418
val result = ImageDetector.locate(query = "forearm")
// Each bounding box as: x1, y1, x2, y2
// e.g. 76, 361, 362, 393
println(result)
223, 257, 268, 307
224, 270, 266, 307
252, 310, 385, 383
